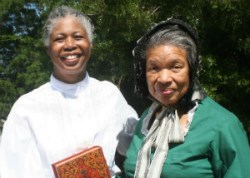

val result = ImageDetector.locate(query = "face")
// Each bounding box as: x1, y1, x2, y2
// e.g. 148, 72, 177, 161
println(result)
146, 45, 190, 107
47, 15, 91, 83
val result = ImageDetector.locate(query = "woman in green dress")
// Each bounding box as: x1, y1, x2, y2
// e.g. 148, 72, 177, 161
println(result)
123, 18, 250, 178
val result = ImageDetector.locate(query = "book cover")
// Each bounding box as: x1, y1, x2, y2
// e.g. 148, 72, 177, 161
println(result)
52, 146, 111, 178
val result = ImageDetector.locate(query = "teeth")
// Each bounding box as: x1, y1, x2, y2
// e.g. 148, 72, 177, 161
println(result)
64, 55, 78, 59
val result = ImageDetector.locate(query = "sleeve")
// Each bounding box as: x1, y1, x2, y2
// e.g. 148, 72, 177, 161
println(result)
100, 81, 139, 157
116, 101, 138, 156
101, 82, 138, 177
210, 116, 250, 178
116, 116, 138, 155
0, 103, 47, 178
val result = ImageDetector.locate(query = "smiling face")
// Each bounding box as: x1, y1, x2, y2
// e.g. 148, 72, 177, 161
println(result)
47, 15, 91, 83
146, 44, 190, 107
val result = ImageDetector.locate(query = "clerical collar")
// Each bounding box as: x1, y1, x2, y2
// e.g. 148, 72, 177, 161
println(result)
50, 73, 90, 98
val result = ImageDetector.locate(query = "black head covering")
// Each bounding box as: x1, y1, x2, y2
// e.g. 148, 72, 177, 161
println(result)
133, 18, 206, 109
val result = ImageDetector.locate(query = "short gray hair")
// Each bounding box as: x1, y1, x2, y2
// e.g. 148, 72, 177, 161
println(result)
43, 6, 94, 47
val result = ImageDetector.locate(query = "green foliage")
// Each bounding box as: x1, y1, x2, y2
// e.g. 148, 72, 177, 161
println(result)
0, 0, 249, 139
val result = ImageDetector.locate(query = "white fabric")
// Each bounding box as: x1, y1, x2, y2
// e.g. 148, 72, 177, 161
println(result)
0, 73, 138, 178
136, 102, 199, 178
141, 102, 198, 137
135, 103, 184, 178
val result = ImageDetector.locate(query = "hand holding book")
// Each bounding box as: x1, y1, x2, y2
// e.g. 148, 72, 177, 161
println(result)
52, 146, 111, 178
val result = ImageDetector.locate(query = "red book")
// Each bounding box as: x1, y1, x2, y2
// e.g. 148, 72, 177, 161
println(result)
52, 146, 111, 178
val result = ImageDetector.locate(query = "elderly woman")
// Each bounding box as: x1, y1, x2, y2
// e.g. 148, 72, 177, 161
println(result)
123, 18, 250, 178
0, 6, 137, 178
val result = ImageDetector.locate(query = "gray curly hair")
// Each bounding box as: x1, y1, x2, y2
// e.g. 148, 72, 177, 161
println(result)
43, 6, 94, 47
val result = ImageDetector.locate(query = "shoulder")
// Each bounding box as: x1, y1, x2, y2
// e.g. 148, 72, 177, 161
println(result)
88, 76, 136, 110
88, 77, 124, 96
11, 82, 50, 109
200, 99, 250, 167
195, 96, 245, 137
89, 77, 118, 88
5, 82, 49, 125
197, 96, 238, 122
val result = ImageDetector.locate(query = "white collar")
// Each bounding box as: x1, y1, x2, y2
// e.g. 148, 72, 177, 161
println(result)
141, 102, 198, 136
50, 73, 90, 98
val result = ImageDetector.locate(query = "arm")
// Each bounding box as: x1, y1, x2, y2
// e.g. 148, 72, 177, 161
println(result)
115, 116, 138, 174
211, 116, 250, 178
116, 116, 138, 156
0, 105, 47, 178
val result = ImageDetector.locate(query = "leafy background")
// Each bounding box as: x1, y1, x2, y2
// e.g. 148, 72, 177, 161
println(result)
0, 0, 249, 140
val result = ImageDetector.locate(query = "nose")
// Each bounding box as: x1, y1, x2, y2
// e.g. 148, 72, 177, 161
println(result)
157, 69, 172, 84
64, 37, 76, 50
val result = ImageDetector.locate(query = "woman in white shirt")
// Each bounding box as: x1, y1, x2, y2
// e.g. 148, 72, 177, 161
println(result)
0, 6, 138, 178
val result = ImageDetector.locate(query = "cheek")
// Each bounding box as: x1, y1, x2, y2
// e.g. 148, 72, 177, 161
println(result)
146, 74, 156, 93
48, 46, 61, 59
47, 48, 53, 60
179, 75, 190, 94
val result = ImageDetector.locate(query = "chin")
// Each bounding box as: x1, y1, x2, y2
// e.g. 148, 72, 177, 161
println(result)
159, 99, 178, 107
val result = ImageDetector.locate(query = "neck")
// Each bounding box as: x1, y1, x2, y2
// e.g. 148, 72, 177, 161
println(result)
53, 72, 86, 84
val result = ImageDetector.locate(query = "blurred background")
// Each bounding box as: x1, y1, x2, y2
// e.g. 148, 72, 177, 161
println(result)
0, 0, 249, 141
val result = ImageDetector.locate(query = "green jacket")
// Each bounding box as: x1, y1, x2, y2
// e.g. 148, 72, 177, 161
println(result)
123, 97, 250, 178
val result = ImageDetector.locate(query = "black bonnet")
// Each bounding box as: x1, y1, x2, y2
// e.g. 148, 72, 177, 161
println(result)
132, 18, 206, 107
133, 17, 199, 62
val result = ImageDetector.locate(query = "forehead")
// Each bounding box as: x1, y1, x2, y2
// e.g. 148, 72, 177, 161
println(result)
52, 15, 86, 33
147, 44, 187, 58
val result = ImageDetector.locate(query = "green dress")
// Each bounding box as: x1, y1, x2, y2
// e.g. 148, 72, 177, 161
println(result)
123, 97, 250, 178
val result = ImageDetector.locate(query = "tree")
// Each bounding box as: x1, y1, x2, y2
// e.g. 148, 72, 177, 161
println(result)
0, 0, 249, 139
0, 2, 49, 119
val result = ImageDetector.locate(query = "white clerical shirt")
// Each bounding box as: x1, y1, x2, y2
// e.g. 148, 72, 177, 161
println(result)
0, 73, 138, 178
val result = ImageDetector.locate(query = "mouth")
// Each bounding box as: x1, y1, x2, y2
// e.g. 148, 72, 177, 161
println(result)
61, 54, 81, 60
158, 88, 175, 96
60, 54, 81, 66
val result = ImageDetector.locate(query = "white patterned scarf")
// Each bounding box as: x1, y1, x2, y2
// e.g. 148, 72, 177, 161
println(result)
134, 89, 202, 178
134, 102, 184, 178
